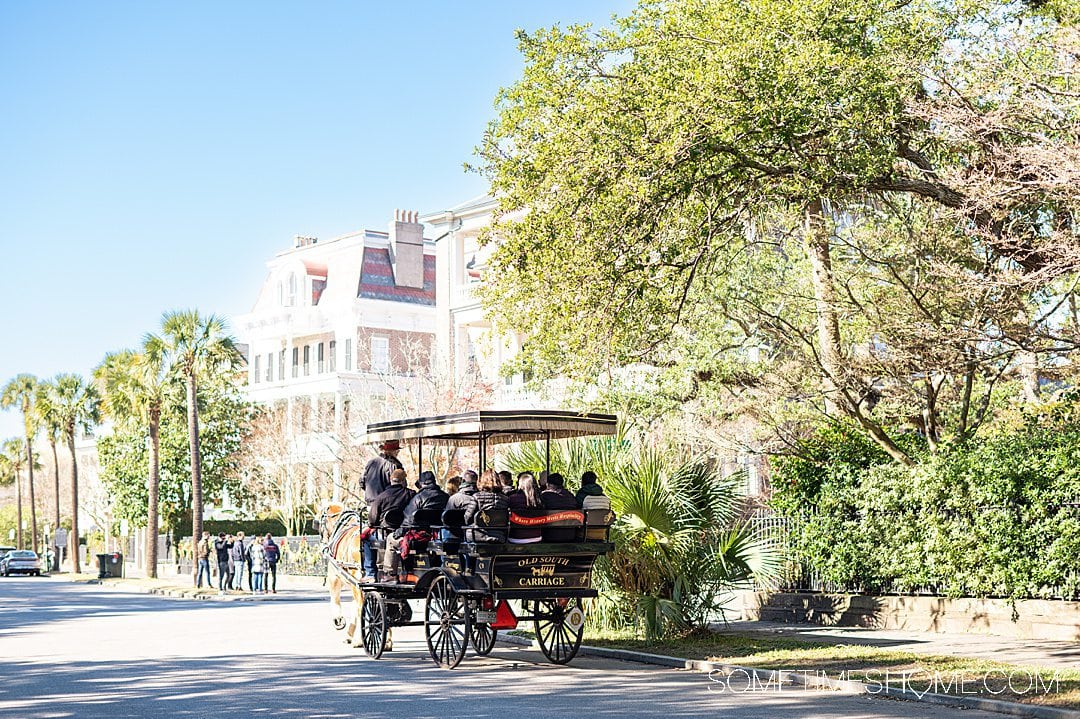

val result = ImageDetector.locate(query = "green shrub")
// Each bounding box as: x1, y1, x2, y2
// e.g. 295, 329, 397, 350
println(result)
771, 404, 1080, 600
172, 517, 315, 539
504, 431, 780, 638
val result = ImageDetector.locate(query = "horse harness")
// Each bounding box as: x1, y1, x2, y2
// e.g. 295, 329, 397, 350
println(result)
322, 508, 365, 571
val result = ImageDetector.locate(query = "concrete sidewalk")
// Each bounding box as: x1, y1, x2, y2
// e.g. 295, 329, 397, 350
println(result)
43, 572, 330, 602
715, 620, 1080, 670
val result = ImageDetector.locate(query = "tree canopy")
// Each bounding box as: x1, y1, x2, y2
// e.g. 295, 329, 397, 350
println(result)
477, 0, 1080, 460
96, 370, 250, 532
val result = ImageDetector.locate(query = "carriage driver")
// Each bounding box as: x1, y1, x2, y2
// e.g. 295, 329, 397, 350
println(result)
361, 439, 403, 506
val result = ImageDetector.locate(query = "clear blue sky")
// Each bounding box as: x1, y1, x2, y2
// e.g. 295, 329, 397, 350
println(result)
0, 1, 631, 438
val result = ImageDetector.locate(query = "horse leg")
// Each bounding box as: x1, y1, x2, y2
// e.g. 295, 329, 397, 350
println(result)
349, 584, 365, 648
328, 569, 346, 630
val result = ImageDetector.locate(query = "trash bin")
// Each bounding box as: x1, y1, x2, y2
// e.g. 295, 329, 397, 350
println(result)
96, 552, 124, 579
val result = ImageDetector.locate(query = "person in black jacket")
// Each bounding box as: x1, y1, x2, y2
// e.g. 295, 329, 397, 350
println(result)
213, 533, 233, 595
263, 535, 280, 594
368, 469, 415, 529
396, 471, 449, 536
442, 470, 478, 517
464, 470, 510, 542
540, 473, 577, 510
540, 473, 580, 542
363, 469, 415, 580
361, 440, 404, 505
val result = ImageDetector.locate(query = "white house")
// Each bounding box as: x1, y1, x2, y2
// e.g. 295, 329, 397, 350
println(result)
235, 210, 437, 500
421, 195, 545, 409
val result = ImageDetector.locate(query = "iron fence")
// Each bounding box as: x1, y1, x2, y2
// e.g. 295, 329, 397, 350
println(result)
173, 535, 327, 577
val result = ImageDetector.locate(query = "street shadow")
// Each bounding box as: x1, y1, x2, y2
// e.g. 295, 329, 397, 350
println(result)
0, 647, 971, 719
0, 580, 242, 639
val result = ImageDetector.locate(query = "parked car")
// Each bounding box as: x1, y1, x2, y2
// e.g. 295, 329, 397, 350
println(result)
0, 550, 42, 576
0, 546, 15, 563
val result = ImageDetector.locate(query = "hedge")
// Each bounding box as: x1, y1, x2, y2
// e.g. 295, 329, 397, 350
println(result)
770, 401, 1080, 600
171, 518, 316, 539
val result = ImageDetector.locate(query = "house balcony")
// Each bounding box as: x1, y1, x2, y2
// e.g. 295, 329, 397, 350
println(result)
451, 283, 481, 310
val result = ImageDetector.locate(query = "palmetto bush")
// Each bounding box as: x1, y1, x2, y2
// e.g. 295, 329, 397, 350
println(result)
502, 431, 778, 638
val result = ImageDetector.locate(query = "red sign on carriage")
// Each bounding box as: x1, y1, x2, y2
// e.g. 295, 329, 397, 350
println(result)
509, 510, 585, 526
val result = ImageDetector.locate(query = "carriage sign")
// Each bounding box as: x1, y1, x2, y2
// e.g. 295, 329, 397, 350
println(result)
491, 554, 595, 590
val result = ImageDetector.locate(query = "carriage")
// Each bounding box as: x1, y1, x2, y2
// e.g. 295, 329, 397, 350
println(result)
320, 409, 618, 669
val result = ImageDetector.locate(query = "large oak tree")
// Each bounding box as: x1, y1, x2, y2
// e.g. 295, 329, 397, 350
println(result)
477, 0, 1080, 462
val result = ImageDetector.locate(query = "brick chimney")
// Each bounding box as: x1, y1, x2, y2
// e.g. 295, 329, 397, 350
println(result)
389, 209, 425, 289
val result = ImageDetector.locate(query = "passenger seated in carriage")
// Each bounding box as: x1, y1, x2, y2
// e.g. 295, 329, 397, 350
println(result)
464, 469, 510, 543
507, 474, 543, 544
368, 469, 414, 528
395, 471, 449, 536
540, 473, 576, 510
438, 475, 463, 541
498, 470, 515, 496
575, 470, 611, 511
362, 469, 414, 580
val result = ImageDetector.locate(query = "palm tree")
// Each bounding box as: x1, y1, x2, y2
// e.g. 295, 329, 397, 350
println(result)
155, 310, 241, 577
0, 438, 26, 548
504, 431, 779, 638
50, 374, 100, 574
36, 382, 64, 563
2, 375, 40, 553
95, 343, 169, 578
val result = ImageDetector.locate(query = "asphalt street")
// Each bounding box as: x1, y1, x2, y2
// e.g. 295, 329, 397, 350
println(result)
0, 578, 1005, 718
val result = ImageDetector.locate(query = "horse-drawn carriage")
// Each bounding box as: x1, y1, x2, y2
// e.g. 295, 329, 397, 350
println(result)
319, 409, 618, 669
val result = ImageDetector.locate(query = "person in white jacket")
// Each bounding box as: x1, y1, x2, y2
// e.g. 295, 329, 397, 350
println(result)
249, 540, 266, 595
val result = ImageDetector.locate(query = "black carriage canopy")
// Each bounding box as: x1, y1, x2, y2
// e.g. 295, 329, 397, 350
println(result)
362, 409, 618, 447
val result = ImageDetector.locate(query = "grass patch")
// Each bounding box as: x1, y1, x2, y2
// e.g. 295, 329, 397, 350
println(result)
584, 628, 1080, 709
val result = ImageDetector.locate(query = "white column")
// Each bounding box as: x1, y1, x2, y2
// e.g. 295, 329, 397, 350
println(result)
332, 390, 343, 501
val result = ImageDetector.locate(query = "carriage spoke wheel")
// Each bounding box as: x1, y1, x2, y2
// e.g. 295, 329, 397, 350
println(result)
424, 575, 471, 669
533, 598, 585, 665
360, 591, 388, 659
469, 601, 498, 656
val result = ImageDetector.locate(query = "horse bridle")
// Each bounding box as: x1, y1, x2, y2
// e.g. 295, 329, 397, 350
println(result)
317, 506, 345, 543
320, 506, 364, 557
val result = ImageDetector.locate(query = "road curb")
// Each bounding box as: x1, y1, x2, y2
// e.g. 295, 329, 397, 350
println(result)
496, 635, 1080, 719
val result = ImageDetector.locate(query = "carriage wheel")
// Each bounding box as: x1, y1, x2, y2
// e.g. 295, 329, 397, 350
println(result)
424, 575, 471, 669
469, 601, 498, 656
360, 591, 388, 659
533, 597, 585, 665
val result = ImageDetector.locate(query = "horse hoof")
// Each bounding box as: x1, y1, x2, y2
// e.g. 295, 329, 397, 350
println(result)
333, 617, 346, 630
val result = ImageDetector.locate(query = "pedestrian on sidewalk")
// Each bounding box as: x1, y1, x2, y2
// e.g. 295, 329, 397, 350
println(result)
195, 531, 212, 588
249, 538, 265, 595
262, 534, 280, 594
230, 531, 247, 591
214, 533, 233, 594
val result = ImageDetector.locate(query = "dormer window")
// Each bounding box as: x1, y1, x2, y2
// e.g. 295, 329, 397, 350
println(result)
286, 272, 298, 306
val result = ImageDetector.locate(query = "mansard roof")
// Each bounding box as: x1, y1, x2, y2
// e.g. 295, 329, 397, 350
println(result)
358, 247, 436, 305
